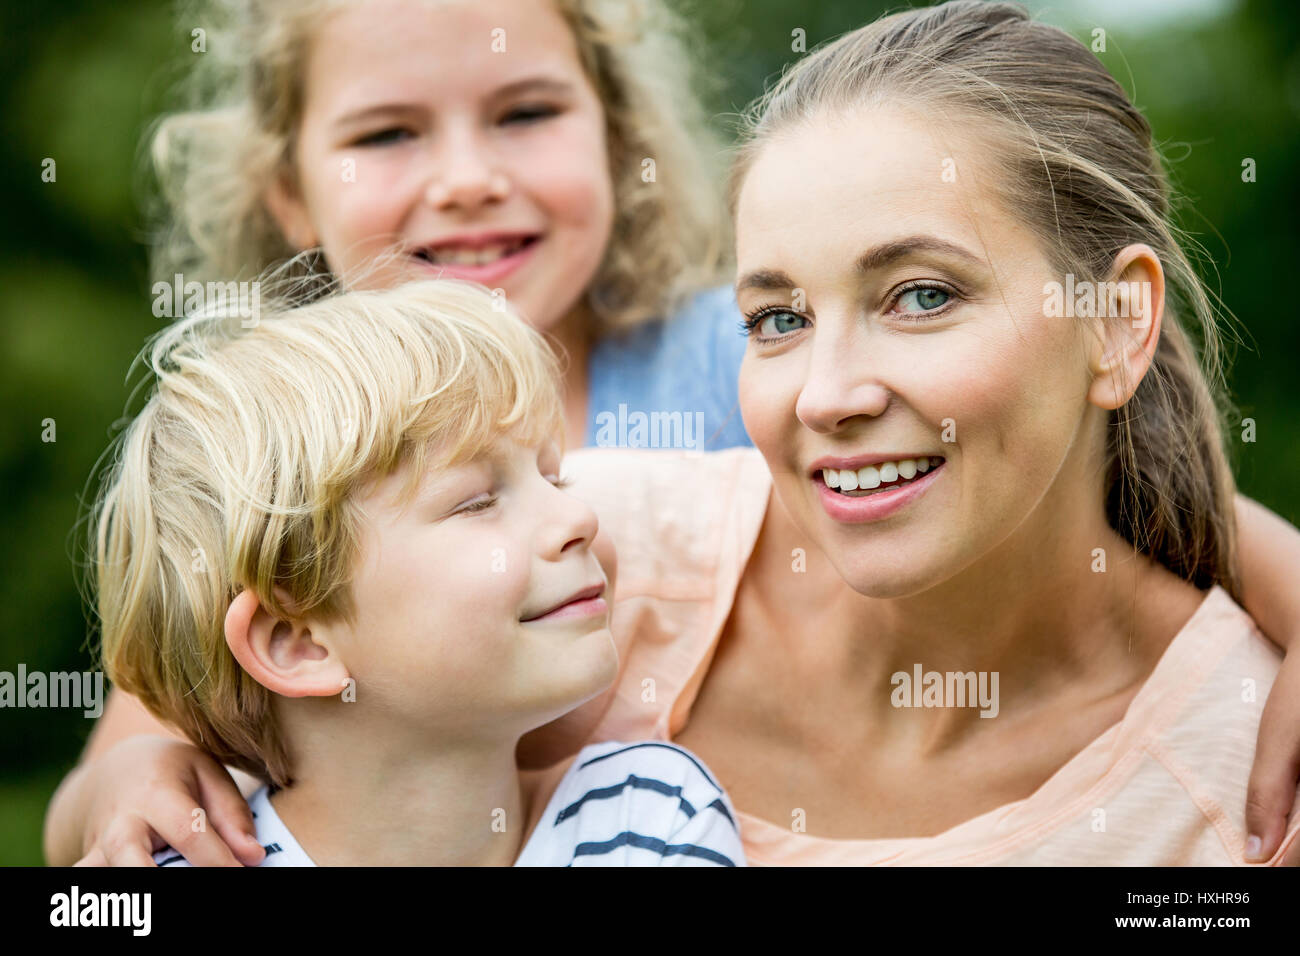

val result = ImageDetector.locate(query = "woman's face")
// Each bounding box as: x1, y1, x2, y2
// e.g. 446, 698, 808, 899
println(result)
734, 107, 1109, 598
269, 0, 615, 333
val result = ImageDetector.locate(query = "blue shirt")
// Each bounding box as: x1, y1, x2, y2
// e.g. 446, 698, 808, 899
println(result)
585, 285, 752, 451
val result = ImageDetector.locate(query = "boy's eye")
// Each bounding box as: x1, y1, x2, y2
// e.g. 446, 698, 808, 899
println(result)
500, 104, 560, 126
353, 127, 414, 147
458, 494, 497, 515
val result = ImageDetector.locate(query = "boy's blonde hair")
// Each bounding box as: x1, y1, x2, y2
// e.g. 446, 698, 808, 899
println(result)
91, 280, 564, 786
149, 0, 730, 331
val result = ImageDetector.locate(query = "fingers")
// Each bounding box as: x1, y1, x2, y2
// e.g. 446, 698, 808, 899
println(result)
148, 785, 246, 867
195, 762, 265, 866
1281, 834, 1300, 867
98, 816, 160, 867
1244, 669, 1300, 862
74, 847, 108, 867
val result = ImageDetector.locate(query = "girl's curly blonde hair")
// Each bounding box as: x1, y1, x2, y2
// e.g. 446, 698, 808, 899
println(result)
148, 0, 731, 332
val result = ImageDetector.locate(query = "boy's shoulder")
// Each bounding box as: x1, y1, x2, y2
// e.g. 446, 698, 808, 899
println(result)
153, 786, 315, 867
516, 740, 745, 867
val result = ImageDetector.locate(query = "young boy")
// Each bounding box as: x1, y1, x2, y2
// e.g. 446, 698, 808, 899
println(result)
92, 280, 743, 867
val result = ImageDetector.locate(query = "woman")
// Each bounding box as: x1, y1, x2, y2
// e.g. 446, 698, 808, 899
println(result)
517, 0, 1300, 863
47, 1, 1300, 865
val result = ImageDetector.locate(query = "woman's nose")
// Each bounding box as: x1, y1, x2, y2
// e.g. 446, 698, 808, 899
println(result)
795, 326, 891, 433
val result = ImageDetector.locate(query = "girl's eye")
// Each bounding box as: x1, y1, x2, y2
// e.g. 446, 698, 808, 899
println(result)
354, 127, 414, 147
547, 474, 574, 489
500, 104, 560, 126
894, 285, 952, 314
739, 308, 810, 341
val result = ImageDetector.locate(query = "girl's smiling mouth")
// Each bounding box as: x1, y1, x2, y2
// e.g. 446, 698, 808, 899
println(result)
411, 232, 543, 284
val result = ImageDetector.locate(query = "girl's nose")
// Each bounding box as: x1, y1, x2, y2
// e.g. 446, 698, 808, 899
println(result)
424, 142, 511, 210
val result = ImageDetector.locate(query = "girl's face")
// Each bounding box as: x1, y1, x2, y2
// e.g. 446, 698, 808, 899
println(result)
734, 108, 1112, 598
270, 0, 615, 333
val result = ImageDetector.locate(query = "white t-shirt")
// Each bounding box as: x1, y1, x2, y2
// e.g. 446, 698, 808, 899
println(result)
154, 740, 744, 867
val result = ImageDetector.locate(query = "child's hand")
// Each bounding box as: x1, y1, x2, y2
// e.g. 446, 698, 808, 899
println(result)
1246, 649, 1300, 865
68, 736, 265, 867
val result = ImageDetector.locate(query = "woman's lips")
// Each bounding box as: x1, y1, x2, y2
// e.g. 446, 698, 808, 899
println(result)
813, 460, 945, 523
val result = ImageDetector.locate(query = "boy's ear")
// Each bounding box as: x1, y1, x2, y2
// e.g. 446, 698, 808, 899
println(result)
263, 168, 319, 252
1085, 243, 1165, 411
225, 588, 348, 698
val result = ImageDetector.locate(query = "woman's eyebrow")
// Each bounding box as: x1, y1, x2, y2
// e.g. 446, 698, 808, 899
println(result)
735, 268, 796, 294
736, 237, 985, 295
856, 236, 984, 273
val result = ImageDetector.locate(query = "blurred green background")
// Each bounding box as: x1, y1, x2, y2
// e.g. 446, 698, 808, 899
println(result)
1, 0, 1297, 865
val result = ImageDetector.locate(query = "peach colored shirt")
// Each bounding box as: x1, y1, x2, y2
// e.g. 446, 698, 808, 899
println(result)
522, 447, 1300, 865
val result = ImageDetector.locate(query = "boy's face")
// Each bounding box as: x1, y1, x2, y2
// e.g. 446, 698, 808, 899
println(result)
272, 0, 616, 336
330, 436, 617, 741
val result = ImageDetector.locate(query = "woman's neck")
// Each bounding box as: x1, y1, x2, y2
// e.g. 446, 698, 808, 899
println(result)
753, 470, 1202, 755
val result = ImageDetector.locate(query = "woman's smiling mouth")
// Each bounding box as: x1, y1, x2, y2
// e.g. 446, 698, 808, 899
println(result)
809, 454, 947, 522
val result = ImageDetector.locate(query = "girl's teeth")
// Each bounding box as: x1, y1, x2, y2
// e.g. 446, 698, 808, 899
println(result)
821, 458, 942, 495
425, 241, 524, 266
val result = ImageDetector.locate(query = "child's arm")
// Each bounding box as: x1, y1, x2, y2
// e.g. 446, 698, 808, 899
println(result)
1237, 494, 1300, 864
43, 687, 265, 867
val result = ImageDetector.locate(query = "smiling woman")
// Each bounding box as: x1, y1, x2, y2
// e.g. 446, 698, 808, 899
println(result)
517, 0, 1300, 865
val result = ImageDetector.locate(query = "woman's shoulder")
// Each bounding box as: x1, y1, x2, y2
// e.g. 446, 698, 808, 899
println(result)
562, 446, 770, 583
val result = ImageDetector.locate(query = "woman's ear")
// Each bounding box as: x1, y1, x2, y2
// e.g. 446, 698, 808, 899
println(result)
224, 588, 348, 698
263, 168, 319, 252
1086, 243, 1165, 410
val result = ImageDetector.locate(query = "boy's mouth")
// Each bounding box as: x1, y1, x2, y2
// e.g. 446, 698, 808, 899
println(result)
520, 582, 606, 623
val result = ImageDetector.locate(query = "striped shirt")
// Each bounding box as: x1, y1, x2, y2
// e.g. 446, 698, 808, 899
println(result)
154, 741, 743, 867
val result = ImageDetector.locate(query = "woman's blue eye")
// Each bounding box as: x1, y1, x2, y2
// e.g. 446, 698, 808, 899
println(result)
745, 310, 808, 339
896, 287, 950, 312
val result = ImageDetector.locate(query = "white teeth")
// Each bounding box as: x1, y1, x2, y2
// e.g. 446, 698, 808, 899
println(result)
424, 240, 524, 266
820, 456, 944, 493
